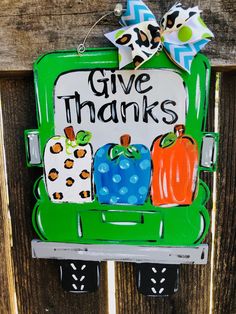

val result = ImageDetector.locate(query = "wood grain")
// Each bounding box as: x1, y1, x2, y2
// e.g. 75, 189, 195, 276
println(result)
0, 1, 235, 310
0, 96, 17, 314
115, 71, 217, 314
212, 71, 236, 314
0, 0, 235, 71
0, 77, 108, 314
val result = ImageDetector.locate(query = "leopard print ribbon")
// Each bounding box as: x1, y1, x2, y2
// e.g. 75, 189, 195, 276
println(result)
105, 1, 214, 72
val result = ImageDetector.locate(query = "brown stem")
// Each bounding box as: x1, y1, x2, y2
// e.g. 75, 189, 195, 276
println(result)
64, 126, 76, 141
174, 124, 185, 137
120, 134, 131, 147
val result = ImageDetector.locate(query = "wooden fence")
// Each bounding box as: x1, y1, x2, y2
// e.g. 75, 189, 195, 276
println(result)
0, 1, 235, 313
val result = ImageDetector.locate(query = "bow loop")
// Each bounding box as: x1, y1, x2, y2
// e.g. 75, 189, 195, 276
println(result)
160, 3, 201, 32
105, 1, 214, 72
115, 21, 163, 68
120, 0, 156, 26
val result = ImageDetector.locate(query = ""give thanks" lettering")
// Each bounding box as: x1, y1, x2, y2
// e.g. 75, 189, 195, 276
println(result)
57, 70, 179, 125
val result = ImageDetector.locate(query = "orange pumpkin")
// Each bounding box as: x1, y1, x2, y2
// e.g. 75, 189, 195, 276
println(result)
151, 125, 198, 206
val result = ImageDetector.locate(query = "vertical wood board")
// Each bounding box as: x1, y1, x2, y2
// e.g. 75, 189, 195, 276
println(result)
115, 71, 217, 314
0, 77, 108, 314
0, 99, 16, 314
213, 72, 236, 314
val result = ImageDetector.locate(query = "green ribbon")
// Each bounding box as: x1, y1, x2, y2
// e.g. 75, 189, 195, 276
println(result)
76, 131, 92, 146
109, 144, 141, 160
65, 130, 92, 154
65, 139, 77, 154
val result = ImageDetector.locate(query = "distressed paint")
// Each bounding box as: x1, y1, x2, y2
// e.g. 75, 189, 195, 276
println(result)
32, 240, 208, 264
26, 131, 41, 165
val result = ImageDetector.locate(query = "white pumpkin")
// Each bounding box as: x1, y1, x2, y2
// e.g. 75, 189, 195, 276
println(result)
43, 127, 93, 203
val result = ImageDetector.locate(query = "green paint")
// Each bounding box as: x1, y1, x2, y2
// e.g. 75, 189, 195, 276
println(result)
198, 16, 208, 28
115, 30, 125, 39
109, 145, 141, 160
160, 132, 177, 148
202, 33, 212, 39
76, 130, 92, 145
25, 47, 218, 247
178, 26, 193, 42
32, 176, 210, 246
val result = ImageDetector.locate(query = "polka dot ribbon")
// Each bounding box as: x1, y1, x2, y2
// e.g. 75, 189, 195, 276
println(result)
105, 1, 214, 73
109, 144, 141, 160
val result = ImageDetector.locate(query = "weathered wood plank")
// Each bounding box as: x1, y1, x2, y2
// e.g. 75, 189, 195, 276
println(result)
115, 71, 216, 314
0, 0, 235, 71
0, 100, 17, 314
213, 71, 236, 314
169, 71, 216, 314
0, 77, 108, 314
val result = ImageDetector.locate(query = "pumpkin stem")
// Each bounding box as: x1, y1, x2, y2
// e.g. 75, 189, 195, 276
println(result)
174, 124, 185, 137
120, 134, 131, 147
64, 126, 76, 141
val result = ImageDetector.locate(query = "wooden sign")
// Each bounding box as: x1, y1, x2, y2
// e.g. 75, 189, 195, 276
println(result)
25, 48, 218, 296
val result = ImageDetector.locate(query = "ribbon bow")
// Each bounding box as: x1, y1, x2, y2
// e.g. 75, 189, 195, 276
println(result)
65, 129, 92, 154
105, 1, 214, 72
109, 144, 141, 160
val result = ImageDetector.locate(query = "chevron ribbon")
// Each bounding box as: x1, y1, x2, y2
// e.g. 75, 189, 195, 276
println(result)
105, 1, 214, 72
164, 39, 210, 72
120, 0, 156, 26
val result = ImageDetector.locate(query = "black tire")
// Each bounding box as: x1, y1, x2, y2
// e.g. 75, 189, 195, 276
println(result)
59, 260, 100, 293
136, 263, 179, 296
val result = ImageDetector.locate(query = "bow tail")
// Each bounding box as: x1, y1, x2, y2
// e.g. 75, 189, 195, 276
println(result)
106, 21, 162, 69
105, 28, 133, 68
118, 46, 134, 69
164, 39, 210, 73
130, 47, 158, 69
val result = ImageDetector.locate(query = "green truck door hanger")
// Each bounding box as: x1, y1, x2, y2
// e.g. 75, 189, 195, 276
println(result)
25, 1, 218, 296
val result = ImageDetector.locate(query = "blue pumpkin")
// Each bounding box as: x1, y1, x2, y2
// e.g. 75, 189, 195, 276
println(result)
94, 135, 151, 205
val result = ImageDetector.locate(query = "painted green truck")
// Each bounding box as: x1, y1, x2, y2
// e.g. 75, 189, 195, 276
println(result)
25, 48, 218, 296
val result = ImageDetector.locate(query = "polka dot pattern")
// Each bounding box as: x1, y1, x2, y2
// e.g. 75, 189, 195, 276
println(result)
112, 174, 121, 183
139, 159, 151, 170
139, 186, 148, 195
98, 163, 109, 173
119, 159, 130, 170
115, 29, 125, 39
99, 187, 109, 196
202, 33, 211, 39
198, 16, 207, 28
130, 175, 139, 184
128, 195, 138, 204
119, 186, 128, 195
110, 196, 118, 204
94, 144, 151, 205
178, 26, 192, 42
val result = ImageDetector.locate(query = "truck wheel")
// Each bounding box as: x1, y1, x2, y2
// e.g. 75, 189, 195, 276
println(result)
136, 263, 179, 296
59, 260, 100, 293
